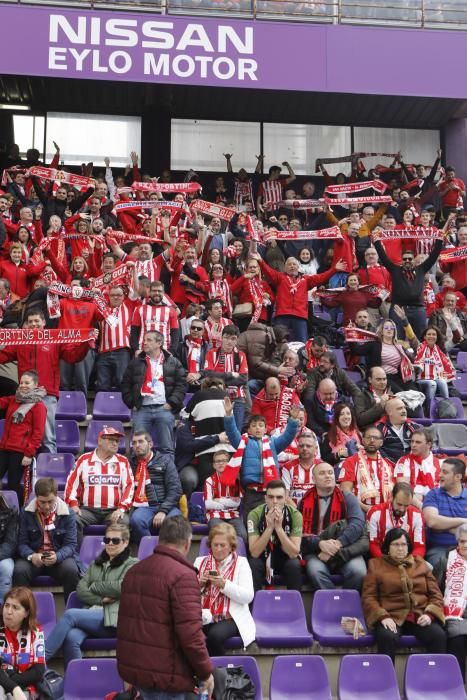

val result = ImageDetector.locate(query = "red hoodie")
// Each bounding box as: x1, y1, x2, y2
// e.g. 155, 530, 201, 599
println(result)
0, 396, 47, 457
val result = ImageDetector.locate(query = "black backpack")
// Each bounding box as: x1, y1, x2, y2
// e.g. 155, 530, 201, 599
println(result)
213, 666, 256, 700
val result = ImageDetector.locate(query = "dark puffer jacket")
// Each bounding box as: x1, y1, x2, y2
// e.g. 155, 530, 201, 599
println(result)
121, 350, 187, 412
117, 544, 213, 692
237, 323, 287, 380
129, 450, 182, 512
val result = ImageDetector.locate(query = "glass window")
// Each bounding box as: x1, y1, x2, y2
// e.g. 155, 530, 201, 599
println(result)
13, 115, 45, 159
353, 127, 440, 173
171, 118, 260, 172
263, 123, 352, 176
45, 112, 141, 168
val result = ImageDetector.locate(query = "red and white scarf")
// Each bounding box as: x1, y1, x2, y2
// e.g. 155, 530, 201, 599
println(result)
372, 226, 441, 242
315, 152, 398, 172
274, 387, 296, 431
324, 195, 392, 206
89, 265, 131, 291
133, 453, 152, 505
325, 179, 388, 195
343, 326, 379, 343
0, 625, 45, 689
186, 337, 203, 373
444, 548, 467, 620
356, 449, 393, 503
209, 280, 233, 317
29, 165, 94, 191
440, 246, 467, 264
263, 225, 342, 242
249, 277, 265, 323
191, 199, 235, 222
131, 181, 202, 194
220, 434, 278, 488
141, 354, 164, 396
199, 552, 238, 620
0, 327, 94, 346
331, 426, 362, 455
47, 281, 117, 328
414, 342, 455, 382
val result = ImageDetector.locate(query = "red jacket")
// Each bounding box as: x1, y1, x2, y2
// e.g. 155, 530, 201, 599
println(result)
170, 258, 209, 305
0, 397, 46, 457
251, 387, 301, 432
230, 276, 274, 322
441, 251, 467, 293
0, 343, 91, 398
259, 261, 334, 319
117, 545, 213, 692
0, 259, 46, 297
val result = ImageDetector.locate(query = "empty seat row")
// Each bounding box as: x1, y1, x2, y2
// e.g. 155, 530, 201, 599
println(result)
60, 653, 467, 700
57, 391, 130, 422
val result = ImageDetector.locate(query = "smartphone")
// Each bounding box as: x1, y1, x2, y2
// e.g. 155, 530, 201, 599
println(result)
208, 570, 217, 577
41, 552, 51, 559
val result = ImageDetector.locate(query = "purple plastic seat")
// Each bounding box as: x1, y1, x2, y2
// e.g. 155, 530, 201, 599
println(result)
270, 655, 331, 700
404, 653, 467, 700
198, 535, 247, 557
333, 348, 347, 369
56, 391, 87, 421
36, 453, 75, 488
56, 420, 80, 455
453, 373, 467, 399
311, 590, 375, 647
33, 591, 56, 638
84, 420, 126, 453
430, 396, 466, 423
83, 524, 106, 536
338, 654, 401, 700
456, 351, 467, 372
211, 656, 262, 700
184, 392, 194, 407
189, 491, 208, 535
0, 419, 5, 439
1, 490, 19, 510
223, 636, 243, 649
92, 392, 131, 421
432, 423, 467, 455
409, 404, 432, 426
252, 590, 313, 647
66, 592, 117, 652
345, 370, 362, 384
137, 535, 159, 560
80, 535, 104, 567
64, 658, 124, 700
314, 310, 332, 322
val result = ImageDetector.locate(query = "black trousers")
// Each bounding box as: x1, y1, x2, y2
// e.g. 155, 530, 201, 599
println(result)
203, 618, 239, 656
448, 634, 467, 681
0, 450, 25, 505
249, 555, 302, 593
13, 558, 80, 601
374, 619, 446, 662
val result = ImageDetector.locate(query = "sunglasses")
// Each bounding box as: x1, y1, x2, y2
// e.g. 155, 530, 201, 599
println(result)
191, 326, 203, 331
402, 257, 414, 262
103, 537, 124, 545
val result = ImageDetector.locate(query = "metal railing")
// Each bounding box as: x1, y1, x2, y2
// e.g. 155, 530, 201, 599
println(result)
6, 0, 467, 30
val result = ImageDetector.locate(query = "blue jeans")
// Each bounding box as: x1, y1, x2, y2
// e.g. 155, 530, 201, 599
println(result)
274, 315, 308, 343
390, 304, 427, 341
42, 395, 57, 453
130, 506, 182, 543
417, 379, 450, 403
45, 607, 114, 668
0, 558, 14, 603
139, 691, 185, 700
305, 554, 367, 591
133, 405, 175, 455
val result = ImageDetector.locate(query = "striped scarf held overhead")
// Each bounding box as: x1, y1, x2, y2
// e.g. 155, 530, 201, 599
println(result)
209, 279, 233, 317
220, 434, 278, 488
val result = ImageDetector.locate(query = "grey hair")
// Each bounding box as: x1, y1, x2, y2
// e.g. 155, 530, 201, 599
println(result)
455, 523, 467, 541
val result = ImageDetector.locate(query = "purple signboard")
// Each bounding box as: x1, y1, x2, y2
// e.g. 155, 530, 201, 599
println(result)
0, 4, 467, 98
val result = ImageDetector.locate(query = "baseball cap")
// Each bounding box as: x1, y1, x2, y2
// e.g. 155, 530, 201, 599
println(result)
98, 426, 124, 439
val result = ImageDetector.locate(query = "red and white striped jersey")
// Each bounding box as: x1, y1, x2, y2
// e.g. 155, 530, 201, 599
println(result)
234, 179, 254, 212
394, 452, 441, 499
134, 255, 166, 283
204, 317, 230, 349
204, 473, 241, 520
64, 450, 135, 511
281, 460, 316, 505
367, 501, 425, 558
98, 298, 139, 353
258, 179, 285, 208
132, 303, 179, 351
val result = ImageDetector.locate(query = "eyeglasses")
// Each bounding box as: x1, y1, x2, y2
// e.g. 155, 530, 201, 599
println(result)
383, 324, 395, 330
103, 537, 124, 545
212, 266, 223, 270
402, 257, 414, 262
191, 326, 203, 331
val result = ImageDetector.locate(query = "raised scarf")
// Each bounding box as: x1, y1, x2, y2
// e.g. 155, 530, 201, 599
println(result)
47, 281, 117, 328
133, 452, 152, 506
274, 387, 296, 431
220, 434, 278, 488
209, 280, 233, 317
440, 246, 467, 264
263, 225, 342, 242
325, 179, 388, 195
344, 326, 379, 343
372, 226, 441, 242
301, 486, 347, 536
199, 552, 238, 620
29, 165, 94, 190
414, 341, 455, 382
186, 336, 203, 373
443, 548, 467, 620
249, 277, 265, 323
0, 328, 94, 346
357, 449, 393, 503
190, 199, 235, 222
315, 153, 398, 172
12, 386, 46, 424
131, 181, 202, 194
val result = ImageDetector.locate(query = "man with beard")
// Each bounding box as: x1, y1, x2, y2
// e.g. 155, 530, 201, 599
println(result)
282, 433, 321, 506
131, 280, 179, 355
367, 482, 425, 558
394, 429, 441, 509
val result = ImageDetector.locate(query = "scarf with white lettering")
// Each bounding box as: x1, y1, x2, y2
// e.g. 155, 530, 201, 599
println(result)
444, 548, 467, 619
131, 181, 201, 194
440, 246, 467, 264
46, 281, 117, 328
29, 165, 94, 191
0, 626, 45, 685
372, 226, 441, 242
356, 449, 393, 503
325, 179, 388, 195
263, 226, 342, 242
249, 277, 265, 323
413, 341, 455, 382
220, 434, 278, 488
343, 326, 379, 343
191, 199, 235, 222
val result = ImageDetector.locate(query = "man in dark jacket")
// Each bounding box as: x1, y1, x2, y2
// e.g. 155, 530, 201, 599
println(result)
174, 418, 231, 497
117, 516, 214, 698
237, 322, 292, 395
175, 318, 208, 390
129, 430, 182, 543
355, 366, 391, 429
303, 351, 362, 406
121, 329, 187, 455
376, 398, 421, 464
13, 477, 80, 601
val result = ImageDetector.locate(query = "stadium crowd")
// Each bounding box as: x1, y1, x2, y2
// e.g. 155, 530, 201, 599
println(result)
0, 142, 466, 697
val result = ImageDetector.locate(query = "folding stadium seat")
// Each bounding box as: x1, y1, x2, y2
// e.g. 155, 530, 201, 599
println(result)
84, 420, 126, 453
36, 453, 75, 489
311, 589, 375, 647
189, 491, 208, 535
333, 348, 347, 368
56, 391, 87, 421
198, 535, 247, 557
314, 310, 332, 322
453, 373, 467, 399
456, 351, 467, 372
184, 392, 194, 407
1, 490, 19, 510
432, 423, 467, 455
429, 396, 467, 423
65, 592, 117, 652
338, 654, 401, 700
252, 590, 313, 647
211, 657, 262, 700
404, 654, 467, 700
79, 535, 104, 567
33, 591, 56, 638
270, 655, 332, 700
56, 420, 80, 455
64, 658, 124, 700
137, 535, 159, 559
92, 392, 131, 421
345, 370, 362, 384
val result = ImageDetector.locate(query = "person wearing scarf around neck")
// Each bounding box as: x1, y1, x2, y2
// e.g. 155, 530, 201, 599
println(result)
362, 527, 446, 663
194, 522, 255, 655
0, 371, 46, 505
230, 258, 274, 333
208, 263, 233, 318
0, 586, 45, 700
414, 325, 455, 409
321, 403, 362, 472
